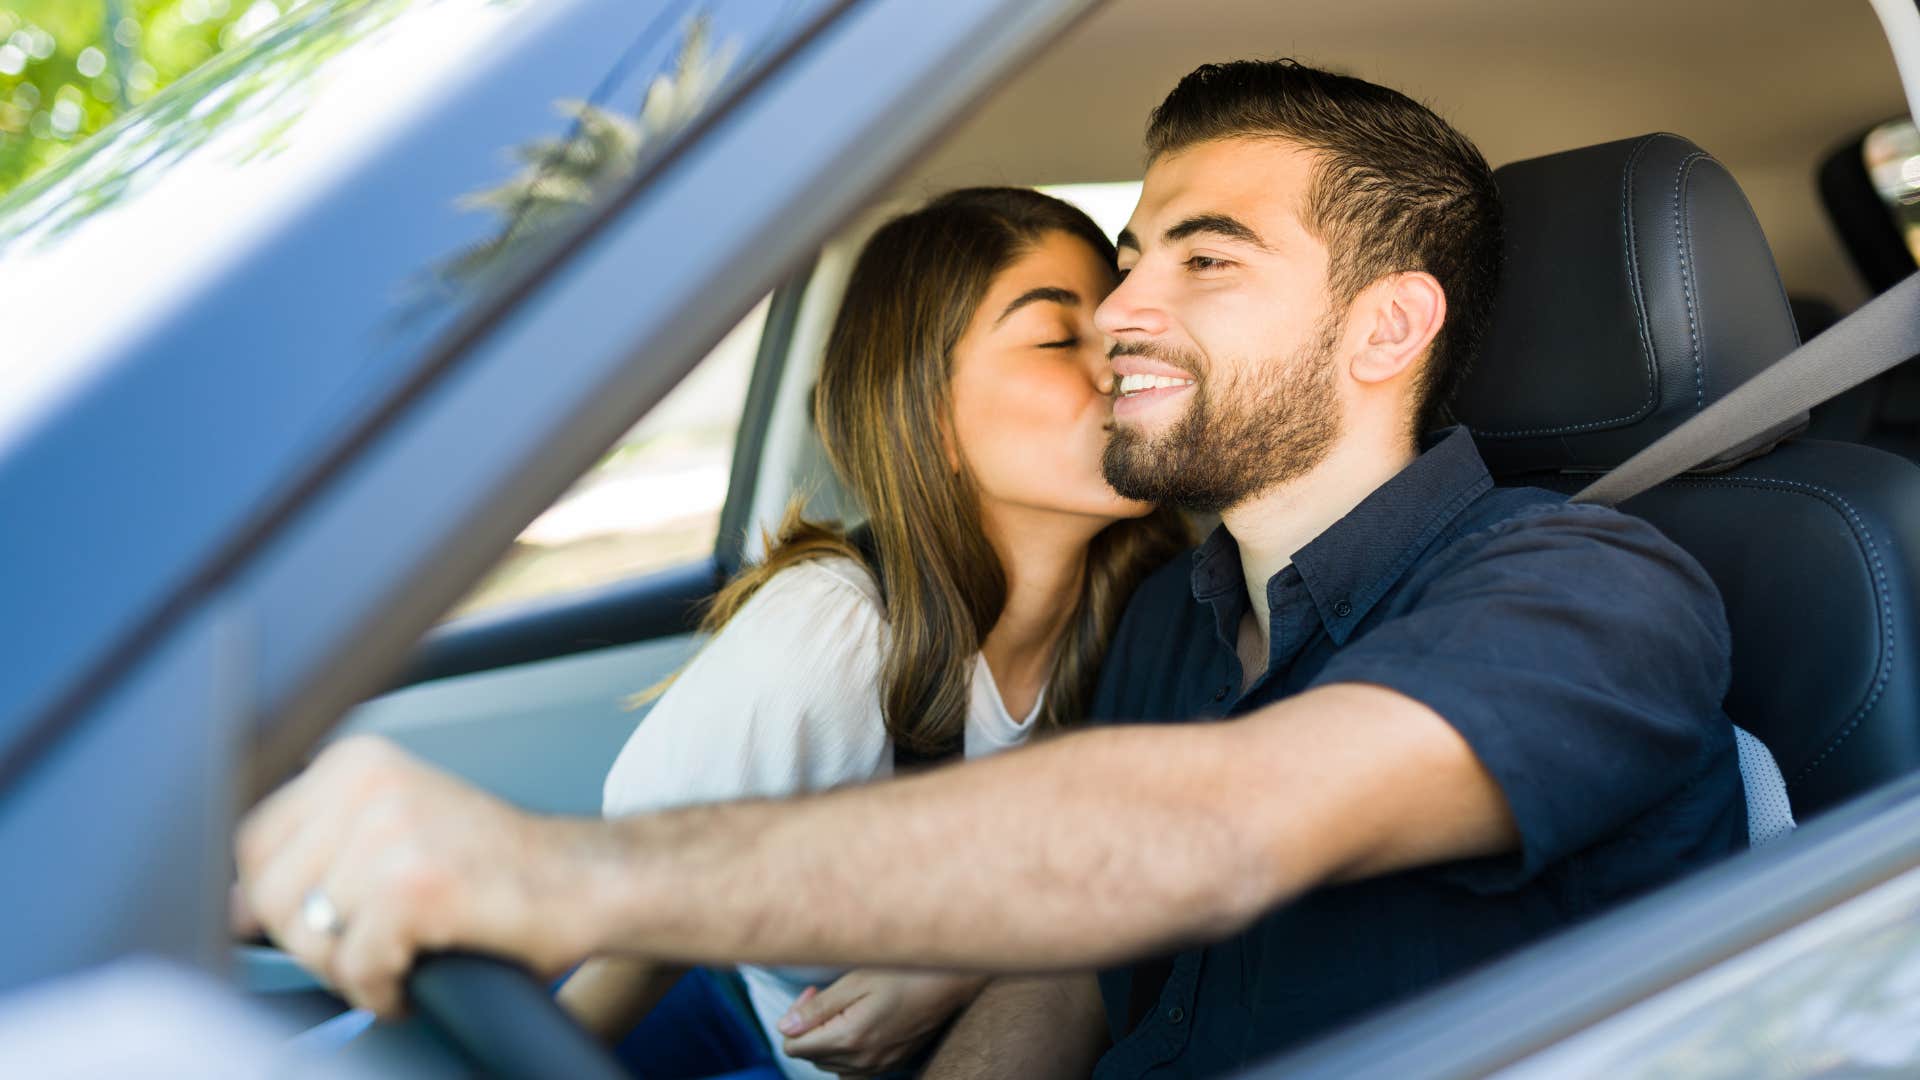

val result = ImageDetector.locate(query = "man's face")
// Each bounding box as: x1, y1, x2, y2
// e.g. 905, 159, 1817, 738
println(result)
1097, 137, 1346, 514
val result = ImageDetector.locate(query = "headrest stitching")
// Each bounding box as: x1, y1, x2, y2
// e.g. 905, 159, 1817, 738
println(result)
1663, 474, 1893, 780
1674, 151, 1711, 411
1467, 136, 1665, 440
1620, 135, 1663, 417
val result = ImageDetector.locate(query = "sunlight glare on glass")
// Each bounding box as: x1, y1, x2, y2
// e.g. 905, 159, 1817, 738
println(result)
228, 1, 284, 44
49, 99, 80, 138
0, 0, 542, 455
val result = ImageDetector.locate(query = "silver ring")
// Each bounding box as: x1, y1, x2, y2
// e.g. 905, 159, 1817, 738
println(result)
300, 887, 346, 938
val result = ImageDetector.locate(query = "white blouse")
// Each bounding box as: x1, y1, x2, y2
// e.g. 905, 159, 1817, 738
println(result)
601, 556, 1041, 1080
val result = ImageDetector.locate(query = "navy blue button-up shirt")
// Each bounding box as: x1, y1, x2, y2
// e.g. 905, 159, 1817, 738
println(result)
1089, 427, 1746, 1078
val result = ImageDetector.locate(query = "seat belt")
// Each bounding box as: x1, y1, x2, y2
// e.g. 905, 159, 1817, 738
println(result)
1572, 271, 1920, 507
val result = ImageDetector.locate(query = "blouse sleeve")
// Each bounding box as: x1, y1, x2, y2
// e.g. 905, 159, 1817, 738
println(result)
601, 559, 891, 818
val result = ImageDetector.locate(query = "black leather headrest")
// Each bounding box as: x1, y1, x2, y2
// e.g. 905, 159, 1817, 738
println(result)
1453, 133, 1804, 476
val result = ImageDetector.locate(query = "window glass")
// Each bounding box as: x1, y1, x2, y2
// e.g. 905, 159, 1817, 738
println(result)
1042, 180, 1141, 242
1864, 117, 1920, 266
449, 296, 768, 618
0, 0, 836, 449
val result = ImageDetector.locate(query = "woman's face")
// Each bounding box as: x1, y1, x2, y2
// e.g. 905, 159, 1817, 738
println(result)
949, 229, 1155, 529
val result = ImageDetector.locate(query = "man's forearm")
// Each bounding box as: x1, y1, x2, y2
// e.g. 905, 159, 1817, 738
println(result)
923, 974, 1109, 1080
566, 721, 1293, 972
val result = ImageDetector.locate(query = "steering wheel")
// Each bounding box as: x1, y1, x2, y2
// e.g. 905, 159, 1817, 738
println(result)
239, 944, 628, 1078
406, 952, 628, 1079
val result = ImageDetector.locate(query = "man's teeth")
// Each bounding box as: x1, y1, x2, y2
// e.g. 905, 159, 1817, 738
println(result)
1117, 373, 1196, 396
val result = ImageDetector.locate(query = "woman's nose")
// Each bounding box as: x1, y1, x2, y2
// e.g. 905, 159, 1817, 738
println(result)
1086, 333, 1116, 394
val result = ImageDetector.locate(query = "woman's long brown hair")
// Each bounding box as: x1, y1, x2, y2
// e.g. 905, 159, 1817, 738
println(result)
682, 188, 1189, 754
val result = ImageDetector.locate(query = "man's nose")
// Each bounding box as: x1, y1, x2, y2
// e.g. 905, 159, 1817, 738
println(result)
1094, 268, 1169, 340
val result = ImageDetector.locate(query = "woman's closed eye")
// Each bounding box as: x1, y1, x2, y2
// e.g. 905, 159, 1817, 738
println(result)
1037, 336, 1080, 349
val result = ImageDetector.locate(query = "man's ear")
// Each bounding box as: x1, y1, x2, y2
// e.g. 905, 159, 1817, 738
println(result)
1350, 271, 1446, 387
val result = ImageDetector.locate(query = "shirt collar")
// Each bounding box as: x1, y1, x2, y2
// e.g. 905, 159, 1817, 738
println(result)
1188, 426, 1494, 646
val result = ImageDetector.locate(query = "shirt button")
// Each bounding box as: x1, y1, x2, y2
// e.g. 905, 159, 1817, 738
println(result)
1332, 599, 1354, 618
1212, 685, 1229, 702
1167, 1006, 1186, 1024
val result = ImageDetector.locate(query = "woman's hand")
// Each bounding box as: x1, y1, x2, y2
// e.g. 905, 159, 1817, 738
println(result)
777, 969, 990, 1077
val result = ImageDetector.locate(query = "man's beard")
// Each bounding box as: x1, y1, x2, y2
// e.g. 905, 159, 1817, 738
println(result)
1102, 318, 1342, 515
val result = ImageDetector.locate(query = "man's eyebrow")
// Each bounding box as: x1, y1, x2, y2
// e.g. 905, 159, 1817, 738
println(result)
1163, 213, 1272, 251
1117, 228, 1139, 253
994, 286, 1079, 327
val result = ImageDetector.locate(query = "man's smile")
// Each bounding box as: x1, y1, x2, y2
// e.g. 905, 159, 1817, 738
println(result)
1112, 378, 1195, 418
1111, 351, 1198, 417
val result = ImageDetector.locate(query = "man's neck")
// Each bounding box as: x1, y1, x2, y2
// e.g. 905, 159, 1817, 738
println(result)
1224, 433, 1418, 661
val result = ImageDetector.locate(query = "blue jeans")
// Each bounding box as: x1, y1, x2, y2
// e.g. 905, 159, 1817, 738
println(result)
612, 967, 782, 1080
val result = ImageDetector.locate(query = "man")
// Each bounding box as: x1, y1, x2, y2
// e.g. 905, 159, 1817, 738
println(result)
234, 60, 1745, 1077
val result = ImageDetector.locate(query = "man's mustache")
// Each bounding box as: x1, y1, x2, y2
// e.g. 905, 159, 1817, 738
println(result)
1108, 339, 1201, 378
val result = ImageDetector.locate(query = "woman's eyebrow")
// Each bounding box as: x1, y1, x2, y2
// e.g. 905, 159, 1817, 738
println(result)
994, 286, 1079, 327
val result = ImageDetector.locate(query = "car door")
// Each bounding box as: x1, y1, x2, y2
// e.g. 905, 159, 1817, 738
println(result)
0, 0, 1096, 997
332, 278, 812, 817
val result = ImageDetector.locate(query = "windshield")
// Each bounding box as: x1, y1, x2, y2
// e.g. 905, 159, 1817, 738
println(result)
0, 0, 842, 786
0, 0, 834, 452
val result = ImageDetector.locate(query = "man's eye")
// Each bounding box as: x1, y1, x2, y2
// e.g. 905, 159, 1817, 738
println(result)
1038, 337, 1079, 349
1187, 255, 1230, 272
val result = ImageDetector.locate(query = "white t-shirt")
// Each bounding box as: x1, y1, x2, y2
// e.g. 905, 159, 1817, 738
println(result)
601, 557, 1041, 1080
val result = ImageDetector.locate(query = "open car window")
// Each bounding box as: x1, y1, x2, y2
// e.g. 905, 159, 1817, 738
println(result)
448, 296, 768, 619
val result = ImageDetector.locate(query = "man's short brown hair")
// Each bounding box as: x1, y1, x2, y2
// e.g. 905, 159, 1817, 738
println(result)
1146, 59, 1502, 432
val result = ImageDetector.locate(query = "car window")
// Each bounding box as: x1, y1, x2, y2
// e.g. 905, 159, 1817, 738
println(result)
1864, 117, 1920, 266
0, 0, 835, 447
1041, 180, 1141, 241
448, 295, 768, 618
0, 0, 846, 760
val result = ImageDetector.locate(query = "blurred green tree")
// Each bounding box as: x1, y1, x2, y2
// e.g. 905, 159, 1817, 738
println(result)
0, 0, 312, 195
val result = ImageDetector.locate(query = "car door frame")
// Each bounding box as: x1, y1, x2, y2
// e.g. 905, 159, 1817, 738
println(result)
0, 0, 1101, 996
1259, 771, 1920, 1077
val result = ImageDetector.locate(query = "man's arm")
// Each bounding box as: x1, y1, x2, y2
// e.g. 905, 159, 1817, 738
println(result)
234, 682, 1515, 1016
563, 682, 1514, 970
922, 974, 1108, 1080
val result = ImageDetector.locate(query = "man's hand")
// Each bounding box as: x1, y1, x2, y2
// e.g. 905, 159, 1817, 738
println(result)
776, 970, 988, 1077
232, 736, 600, 1019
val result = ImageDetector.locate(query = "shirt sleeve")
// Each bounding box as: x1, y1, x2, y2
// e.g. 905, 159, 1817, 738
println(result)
1308, 501, 1736, 894
601, 559, 891, 818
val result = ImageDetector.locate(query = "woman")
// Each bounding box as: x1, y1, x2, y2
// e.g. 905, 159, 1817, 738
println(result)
559, 187, 1188, 1078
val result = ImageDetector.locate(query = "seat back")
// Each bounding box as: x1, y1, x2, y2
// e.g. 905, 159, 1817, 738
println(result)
1454, 133, 1920, 817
